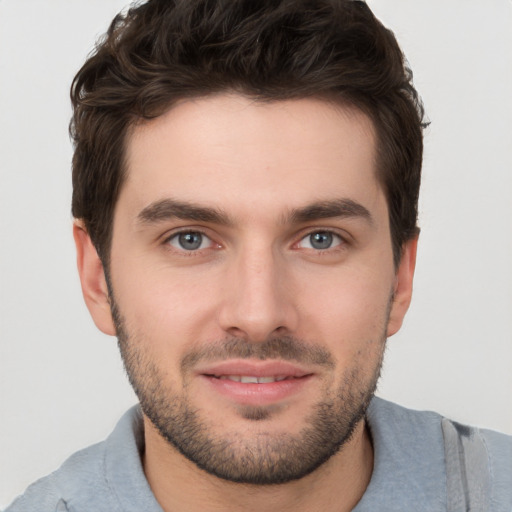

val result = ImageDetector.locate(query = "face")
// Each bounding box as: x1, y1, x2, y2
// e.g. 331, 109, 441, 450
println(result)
76, 94, 416, 484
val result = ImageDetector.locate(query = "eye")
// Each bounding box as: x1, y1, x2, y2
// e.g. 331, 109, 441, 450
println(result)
297, 231, 343, 250
167, 231, 213, 251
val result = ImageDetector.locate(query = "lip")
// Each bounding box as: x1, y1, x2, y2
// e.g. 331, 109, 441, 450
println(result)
196, 359, 312, 379
196, 359, 314, 406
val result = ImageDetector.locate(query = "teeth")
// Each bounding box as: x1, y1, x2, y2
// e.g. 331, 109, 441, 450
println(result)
217, 375, 291, 383
240, 376, 259, 384
257, 377, 276, 383
218, 375, 240, 382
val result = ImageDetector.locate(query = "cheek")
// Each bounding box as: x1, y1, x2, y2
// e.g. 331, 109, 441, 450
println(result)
295, 266, 393, 346
112, 261, 223, 349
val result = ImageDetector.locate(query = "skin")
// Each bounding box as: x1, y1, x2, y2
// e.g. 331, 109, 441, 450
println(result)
74, 94, 417, 512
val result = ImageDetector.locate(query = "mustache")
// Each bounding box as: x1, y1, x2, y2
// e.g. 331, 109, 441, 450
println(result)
181, 336, 335, 373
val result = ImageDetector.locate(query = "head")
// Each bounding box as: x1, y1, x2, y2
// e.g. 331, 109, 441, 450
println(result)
71, 0, 424, 270
72, 0, 424, 486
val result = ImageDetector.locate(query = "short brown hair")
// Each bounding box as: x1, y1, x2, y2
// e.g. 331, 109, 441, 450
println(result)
71, 0, 425, 267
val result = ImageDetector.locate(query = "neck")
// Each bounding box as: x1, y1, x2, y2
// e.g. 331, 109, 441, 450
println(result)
143, 417, 373, 512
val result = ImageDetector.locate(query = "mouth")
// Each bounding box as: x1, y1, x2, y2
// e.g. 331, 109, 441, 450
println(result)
208, 375, 303, 383
196, 360, 314, 406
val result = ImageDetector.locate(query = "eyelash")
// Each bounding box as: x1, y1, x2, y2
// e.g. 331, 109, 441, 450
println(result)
295, 230, 347, 252
162, 228, 349, 255
163, 229, 219, 254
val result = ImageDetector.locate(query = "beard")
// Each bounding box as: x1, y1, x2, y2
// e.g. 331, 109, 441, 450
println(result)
110, 294, 387, 486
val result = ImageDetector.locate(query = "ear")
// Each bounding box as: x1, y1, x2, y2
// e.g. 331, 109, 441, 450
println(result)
387, 237, 418, 337
73, 221, 116, 336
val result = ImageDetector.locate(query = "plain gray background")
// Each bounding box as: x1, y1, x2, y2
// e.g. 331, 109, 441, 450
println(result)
1, 0, 511, 508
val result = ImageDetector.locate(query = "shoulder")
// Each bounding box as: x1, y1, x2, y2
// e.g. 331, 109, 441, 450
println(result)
483, 429, 512, 510
369, 396, 512, 450
365, 397, 512, 511
442, 417, 512, 511
5, 406, 145, 512
5, 441, 108, 512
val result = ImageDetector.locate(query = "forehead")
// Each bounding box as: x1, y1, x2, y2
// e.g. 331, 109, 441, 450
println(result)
121, 94, 383, 223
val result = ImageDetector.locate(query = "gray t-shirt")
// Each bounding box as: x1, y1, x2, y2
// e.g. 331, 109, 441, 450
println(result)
6, 398, 512, 511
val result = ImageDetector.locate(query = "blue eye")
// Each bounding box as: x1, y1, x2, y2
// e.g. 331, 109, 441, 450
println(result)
298, 231, 342, 250
168, 231, 211, 251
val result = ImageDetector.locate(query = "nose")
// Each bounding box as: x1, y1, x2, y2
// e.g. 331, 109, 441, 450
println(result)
218, 247, 299, 342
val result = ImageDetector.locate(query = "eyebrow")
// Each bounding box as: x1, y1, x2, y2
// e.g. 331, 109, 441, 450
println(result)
136, 197, 373, 227
137, 199, 232, 226
286, 199, 373, 225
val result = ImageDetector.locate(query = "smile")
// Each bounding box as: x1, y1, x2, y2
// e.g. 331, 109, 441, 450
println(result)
198, 365, 314, 406
213, 375, 297, 383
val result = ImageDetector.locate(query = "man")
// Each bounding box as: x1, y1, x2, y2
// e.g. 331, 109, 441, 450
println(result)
5, 1, 511, 511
